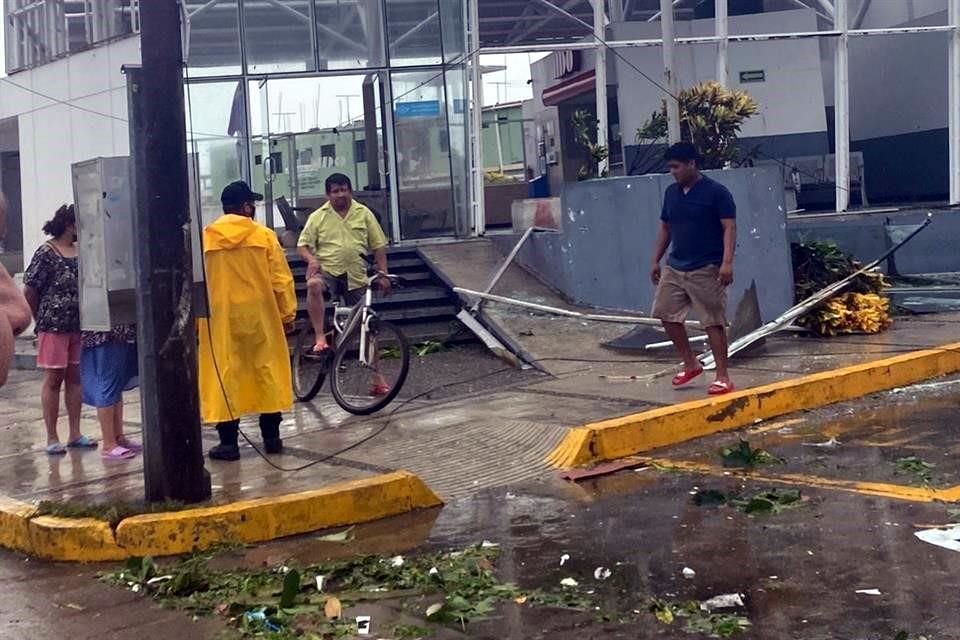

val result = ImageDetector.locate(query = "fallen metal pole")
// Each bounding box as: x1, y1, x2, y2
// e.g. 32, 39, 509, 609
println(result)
699, 214, 934, 370
454, 287, 701, 328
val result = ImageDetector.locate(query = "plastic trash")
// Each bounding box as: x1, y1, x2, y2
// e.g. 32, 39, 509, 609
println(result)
700, 593, 745, 611
682, 567, 696, 579
356, 615, 371, 635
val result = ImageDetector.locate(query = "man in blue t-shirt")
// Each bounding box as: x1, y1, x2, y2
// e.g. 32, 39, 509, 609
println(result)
650, 142, 737, 395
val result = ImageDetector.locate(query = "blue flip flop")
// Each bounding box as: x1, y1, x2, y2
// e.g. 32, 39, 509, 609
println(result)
67, 434, 99, 449
45, 442, 67, 455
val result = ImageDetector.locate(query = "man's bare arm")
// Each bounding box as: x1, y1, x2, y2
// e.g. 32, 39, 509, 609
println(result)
650, 222, 671, 284
718, 218, 736, 286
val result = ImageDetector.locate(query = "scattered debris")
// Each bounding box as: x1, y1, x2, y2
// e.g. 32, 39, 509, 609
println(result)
692, 488, 805, 515
279, 568, 301, 609
692, 489, 729, 507
389, 555, 405, 568
701, 593, 746, 611
682, 567, 696, 580
915, 525, 960, 553
720, 439, 782, 468
315, 574, 325, 592
801, 437, 842, 449
324, 596, 342, 619
356, 614, 371, 635
730, 489, 803, 515
593, 567, 612, 581
560, 578, 579, 588
480, 540, 499, 548
316, 525, 356, 543
855, 589, 882, 596
559, 554, 570, 567
650, 598, 751, 637
895, 457, 937, 485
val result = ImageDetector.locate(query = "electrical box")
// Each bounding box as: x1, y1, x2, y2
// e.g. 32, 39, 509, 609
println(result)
72, 157, 138, 331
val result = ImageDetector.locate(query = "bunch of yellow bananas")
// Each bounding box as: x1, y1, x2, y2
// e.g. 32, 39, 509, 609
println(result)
806, 292, 892, 336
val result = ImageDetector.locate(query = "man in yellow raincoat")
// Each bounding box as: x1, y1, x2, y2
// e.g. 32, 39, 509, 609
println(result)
198, 181, 297, 462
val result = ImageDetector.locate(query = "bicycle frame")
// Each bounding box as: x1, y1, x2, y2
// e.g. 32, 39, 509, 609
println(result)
332, 276, 382, 367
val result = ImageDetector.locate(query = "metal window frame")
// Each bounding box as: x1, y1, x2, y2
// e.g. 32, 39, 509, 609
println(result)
476, 7, 960, 213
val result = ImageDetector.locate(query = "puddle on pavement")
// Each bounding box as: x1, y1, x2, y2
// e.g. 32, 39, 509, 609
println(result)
207, 468, 960, 640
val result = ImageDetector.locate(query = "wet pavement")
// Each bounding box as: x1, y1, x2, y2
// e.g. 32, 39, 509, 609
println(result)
5, 382, 960, 638
2, 311, 960, 507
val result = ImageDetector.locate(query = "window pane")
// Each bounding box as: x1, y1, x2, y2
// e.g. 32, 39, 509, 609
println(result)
439, 0, 466, 63
444, 65, 470, 235
184, 0, 243, 77
243, 0, 315, 74
477, 0, 592, 48
185, 81, 248, 224
314, 0, 386, 69
392, 70, 454, 238
386, 0, 442, 66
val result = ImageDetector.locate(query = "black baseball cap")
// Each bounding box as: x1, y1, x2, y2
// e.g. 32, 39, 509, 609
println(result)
220, 181, 263, 207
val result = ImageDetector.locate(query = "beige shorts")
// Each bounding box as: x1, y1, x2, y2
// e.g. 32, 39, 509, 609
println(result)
652, 264, 727, 328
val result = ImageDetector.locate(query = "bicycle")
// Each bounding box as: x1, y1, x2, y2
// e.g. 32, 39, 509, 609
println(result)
291, 258, 411, 415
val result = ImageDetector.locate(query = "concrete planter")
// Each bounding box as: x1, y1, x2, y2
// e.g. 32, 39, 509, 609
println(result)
498, 167, 795, 323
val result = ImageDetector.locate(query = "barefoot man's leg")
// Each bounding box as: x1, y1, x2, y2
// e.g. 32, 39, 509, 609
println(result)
306, 275, 328, 352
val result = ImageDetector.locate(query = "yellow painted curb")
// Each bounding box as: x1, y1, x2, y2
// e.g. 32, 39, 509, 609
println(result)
29, 515, 128, 562
115, 471, 443, 557
548, 341, 960, 469
636, 457, 960, 503
0, 496, 36, 552
0, 471, 442, 562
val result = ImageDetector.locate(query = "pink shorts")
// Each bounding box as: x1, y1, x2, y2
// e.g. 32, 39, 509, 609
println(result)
36, 332, 81, 369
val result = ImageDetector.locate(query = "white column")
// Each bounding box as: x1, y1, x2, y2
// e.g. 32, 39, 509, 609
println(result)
469, 0, 486, 235
950, 0, 960, 203
593, 0, 609, 176
715, 0, 729, 86
834, 0, 850, 212
660, 0, 681, 143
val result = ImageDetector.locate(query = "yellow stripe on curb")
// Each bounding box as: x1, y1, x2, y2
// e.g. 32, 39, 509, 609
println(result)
635, 457, 960, 503
547, 341, 960, 469
115, 471, 443, 558
0, 471, 442, 562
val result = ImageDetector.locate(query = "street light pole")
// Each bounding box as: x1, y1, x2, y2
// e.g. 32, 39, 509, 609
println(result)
130, 0, 211, 503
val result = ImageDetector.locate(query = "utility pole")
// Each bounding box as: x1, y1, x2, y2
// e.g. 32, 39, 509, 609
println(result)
129, 1, 211, 503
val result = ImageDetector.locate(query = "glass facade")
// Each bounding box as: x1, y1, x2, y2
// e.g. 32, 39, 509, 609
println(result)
182, 0, 471, 242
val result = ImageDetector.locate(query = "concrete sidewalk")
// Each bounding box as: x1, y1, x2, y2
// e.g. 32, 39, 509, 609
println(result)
1, 311, 957, 508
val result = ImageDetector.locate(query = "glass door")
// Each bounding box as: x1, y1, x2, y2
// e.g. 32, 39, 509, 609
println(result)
253, 75, 393, 240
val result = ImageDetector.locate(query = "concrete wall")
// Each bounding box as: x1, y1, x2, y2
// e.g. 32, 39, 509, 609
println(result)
788, 209, 960, 275
612, 8, 830, 169
0, 36, 140, 262
500, 167, 794, 323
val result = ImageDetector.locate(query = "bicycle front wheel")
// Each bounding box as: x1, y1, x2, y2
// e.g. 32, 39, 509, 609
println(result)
330, 318, 410, 415
291, 326, 328, 402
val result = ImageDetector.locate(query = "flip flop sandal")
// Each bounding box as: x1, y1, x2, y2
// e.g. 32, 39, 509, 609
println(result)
369, 383, 391, 397
102, 446, 136, 460
672, 367, 705, 387
67, 434, 99, 449
45, 442, 67, 456
117, 437, 143, 452
708, 380, 736, 396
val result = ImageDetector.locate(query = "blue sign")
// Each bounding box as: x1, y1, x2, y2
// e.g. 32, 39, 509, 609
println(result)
395, 100, 441, 119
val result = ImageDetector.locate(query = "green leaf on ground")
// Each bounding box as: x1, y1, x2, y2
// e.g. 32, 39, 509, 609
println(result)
731, 489, 803, 515
895, 456, 936, 484
415, 340, 447, 357
692, 489, 729, 506
720, 439, 781, 468
279, 569, 301, 609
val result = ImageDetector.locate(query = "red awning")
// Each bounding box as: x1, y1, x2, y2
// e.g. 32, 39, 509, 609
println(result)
542, 69, 596, 107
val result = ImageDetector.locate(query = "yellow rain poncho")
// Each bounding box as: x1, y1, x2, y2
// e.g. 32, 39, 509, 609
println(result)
197, 214, 297, 424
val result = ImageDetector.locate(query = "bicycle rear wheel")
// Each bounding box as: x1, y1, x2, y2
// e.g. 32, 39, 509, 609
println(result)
330, 318, 409, 415
291, 326, 328, 402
